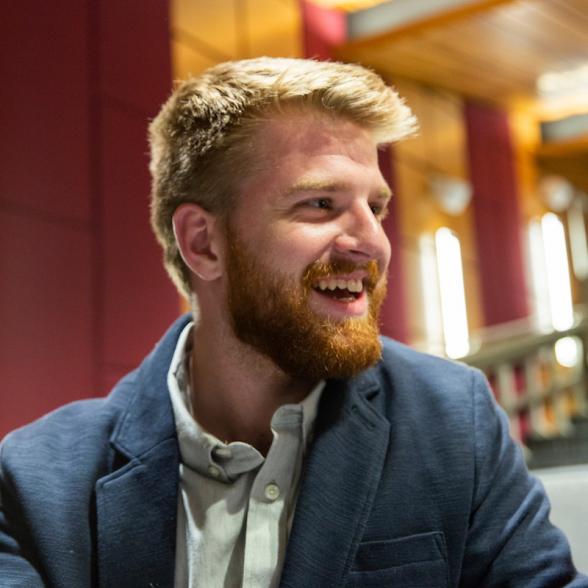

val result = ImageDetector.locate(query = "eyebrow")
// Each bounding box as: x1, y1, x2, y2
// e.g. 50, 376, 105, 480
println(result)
284, 179, 392, 200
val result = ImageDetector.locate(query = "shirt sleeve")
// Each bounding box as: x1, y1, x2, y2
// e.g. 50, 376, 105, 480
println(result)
460, 369, 588, 587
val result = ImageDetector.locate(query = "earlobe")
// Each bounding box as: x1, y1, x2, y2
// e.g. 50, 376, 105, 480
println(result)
172, 203, 223, 282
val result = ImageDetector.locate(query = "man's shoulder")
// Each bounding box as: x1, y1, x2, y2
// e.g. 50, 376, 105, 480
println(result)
0, 370, 139, 478
378, 336, 481, 391
369, 336, 487, 422
1, 313, 190, 467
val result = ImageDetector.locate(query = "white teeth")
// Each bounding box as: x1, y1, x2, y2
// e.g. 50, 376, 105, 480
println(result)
348, 279, 363, 293
315, 278, 364, 293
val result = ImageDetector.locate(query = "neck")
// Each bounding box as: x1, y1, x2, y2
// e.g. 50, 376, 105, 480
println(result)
189, 317, 316, 455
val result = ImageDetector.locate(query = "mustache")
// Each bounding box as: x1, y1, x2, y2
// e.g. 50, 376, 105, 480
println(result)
302, 259, 381, 292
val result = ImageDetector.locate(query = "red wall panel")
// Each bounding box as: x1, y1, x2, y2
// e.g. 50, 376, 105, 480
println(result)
99, 0, 173, 115
99, 103, 179, 381
95, 0, 179, 393
0, 211, 94, 431
300, 0, 347, 61
0, 0, 178, 437
1, 3, 92, 222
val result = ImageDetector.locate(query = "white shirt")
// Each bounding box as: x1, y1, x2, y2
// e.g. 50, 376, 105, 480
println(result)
168, 322, 324, 587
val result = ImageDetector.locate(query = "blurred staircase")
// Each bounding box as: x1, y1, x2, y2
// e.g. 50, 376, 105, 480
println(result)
462, 307, 588, 468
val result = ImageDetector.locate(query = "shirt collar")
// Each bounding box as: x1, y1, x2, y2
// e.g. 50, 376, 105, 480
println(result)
167, 321, 324, 481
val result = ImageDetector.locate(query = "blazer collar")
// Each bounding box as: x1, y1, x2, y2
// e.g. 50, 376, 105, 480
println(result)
95, 313, 191, 588
111, 313, 192, 459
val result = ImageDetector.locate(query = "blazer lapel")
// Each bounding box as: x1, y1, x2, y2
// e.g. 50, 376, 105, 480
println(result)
280, 372, 390, 587
94, 317, 188, 588
95, 438, 179, 588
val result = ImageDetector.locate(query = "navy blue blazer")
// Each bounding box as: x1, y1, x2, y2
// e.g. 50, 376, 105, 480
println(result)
1, 315, 586, 587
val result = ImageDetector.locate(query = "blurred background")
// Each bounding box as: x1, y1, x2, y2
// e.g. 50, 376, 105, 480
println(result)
1, 0, 588, 565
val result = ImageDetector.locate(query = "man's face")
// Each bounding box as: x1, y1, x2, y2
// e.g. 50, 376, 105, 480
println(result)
223, 111, 392, 381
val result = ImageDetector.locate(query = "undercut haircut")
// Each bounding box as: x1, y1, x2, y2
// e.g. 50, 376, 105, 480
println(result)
149, 57, 417, 297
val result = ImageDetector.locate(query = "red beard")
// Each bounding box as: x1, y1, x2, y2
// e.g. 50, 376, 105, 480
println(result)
225, 227, 387, 382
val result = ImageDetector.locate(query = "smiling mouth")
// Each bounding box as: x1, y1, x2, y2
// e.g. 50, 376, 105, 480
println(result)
312, 278, 364, 302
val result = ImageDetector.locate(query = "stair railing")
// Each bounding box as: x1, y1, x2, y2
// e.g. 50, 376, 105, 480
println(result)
461, 307, 588, 446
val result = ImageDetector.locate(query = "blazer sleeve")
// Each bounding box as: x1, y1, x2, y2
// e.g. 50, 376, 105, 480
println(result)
0, 444, 46, 587
460, 370, 587, 587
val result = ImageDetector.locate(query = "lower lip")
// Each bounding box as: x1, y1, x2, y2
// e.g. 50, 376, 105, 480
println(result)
310, 289, 368, 319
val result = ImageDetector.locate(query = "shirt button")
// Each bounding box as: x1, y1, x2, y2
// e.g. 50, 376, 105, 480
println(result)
264, 482, 280, 501
208, 465, 221, 478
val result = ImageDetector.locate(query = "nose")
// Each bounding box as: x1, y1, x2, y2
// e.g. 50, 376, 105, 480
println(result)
333, 201, 391, 267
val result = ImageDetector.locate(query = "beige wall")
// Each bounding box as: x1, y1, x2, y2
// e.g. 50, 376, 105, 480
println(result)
171, 0, 302, 80
391, 79, 483, 348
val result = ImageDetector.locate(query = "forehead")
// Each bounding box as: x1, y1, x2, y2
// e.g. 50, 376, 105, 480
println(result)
254, 110, 377, 162
235, 111, 384, 201
230, 113, 390, 233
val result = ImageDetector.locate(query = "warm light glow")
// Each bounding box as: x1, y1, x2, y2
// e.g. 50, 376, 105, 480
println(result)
419, 234, 444, 355
554, 336, 581, 368
435, 228, 469, 358
539, 175, 574, 212
541, 213, 574, 331
536, 93, 588, 121
527, 220, 552, 331
567, 198, 588, 280
309, 0, 391, 11
537, 63, 588, 97
536, 62, 588, 119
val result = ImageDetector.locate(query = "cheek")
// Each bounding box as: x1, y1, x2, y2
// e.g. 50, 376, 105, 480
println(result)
248, 236, 314, 278
267, 224, 336, 260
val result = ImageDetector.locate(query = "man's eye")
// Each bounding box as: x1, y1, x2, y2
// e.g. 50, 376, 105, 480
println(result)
307, 198, 332, 210
370, 204, 388, 220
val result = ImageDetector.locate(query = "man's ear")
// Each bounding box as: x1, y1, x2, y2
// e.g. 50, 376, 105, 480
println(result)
172, 203, 224, 282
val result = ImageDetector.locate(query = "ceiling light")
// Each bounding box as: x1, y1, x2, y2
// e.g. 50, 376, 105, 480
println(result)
537, 63, 588, 98
539, 175, 574, 213
430, 174, 472, 216
309, 0, 391, 11
435, 228, 469, 359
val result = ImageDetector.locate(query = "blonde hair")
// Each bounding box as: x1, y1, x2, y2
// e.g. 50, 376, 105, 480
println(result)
149, 57, 417, 296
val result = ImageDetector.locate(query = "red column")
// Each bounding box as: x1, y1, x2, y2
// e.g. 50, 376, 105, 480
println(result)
464, 101, 529, 326
300, 0, 347, 60
0, 1, 178, 437
378, 148, 409, 342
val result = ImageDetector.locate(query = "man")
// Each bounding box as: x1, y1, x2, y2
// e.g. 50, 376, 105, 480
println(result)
0, 58, 585, 587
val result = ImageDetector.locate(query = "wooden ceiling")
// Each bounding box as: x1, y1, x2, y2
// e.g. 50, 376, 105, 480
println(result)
337, 0, 588, 114
537, 136, 588, 193
171, 0, 588, 185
